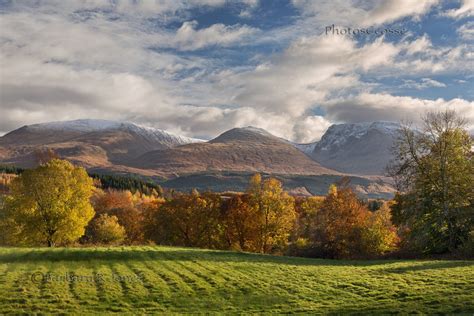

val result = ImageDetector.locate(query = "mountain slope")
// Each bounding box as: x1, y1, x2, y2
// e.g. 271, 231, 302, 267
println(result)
0, 119, 203, 169
306, 122, 401, 175
132, 127, 339, 176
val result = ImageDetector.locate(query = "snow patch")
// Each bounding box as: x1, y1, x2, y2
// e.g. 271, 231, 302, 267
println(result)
291, 121, 401, 154
27, 119, 204, 145
316, 121, 401, 151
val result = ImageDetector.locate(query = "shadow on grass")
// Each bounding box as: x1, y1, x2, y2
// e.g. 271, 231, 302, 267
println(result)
0, 247, 472, 270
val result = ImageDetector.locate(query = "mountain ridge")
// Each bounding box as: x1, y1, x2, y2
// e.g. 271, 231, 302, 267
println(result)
0, 119, 400, 198
0, 119, 204, 171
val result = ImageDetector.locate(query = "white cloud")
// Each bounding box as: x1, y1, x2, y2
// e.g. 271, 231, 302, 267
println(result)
457, 21, 474, 40
401, 78, 447, 89
0, 0, 472, 143
443, 0, 474, 19
291, 0, 439, 27
292, 116, 333, 143
371, 35, 474, 76
229, 35, 398, 117
322, 93, 474, 129
366, 0, 439, 25
2, 0, 247, 18
173, 20, 257, 50
404, 35, 432, 54
238, 0, 260, 18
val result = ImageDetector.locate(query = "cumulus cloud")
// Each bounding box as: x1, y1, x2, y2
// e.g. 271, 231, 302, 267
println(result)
230, 35, 398, 117
173, 21, 257, 50
367, 0, 439, 25
291, 0, 439, 27
322, 93, 474, 129
366, 35, 474, 76
400, 78, 447, 89
0, 0, 472, 143
457, 21, 474, 40
443, 0, 474, 19
1, 0, 248, 18
291, 116, 333, 144
237, 0, 260, 18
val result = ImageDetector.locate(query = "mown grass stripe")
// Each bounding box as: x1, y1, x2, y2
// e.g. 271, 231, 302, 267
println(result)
0, 247, 472, 314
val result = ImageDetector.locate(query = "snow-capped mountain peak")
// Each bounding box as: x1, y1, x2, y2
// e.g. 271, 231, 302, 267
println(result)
27, 119, 204, 145
119, 123, 204, 146
28, 119, 122, 132
316, 121, 401, 151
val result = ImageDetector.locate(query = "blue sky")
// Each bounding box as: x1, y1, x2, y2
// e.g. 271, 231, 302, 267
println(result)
0, 0, 473, 141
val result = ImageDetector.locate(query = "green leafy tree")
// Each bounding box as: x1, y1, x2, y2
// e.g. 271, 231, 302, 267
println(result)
1, 159, 95, 246
389, 110, 474, 253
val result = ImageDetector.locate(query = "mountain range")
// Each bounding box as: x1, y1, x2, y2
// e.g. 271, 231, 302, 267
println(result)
0, 119, 401, 198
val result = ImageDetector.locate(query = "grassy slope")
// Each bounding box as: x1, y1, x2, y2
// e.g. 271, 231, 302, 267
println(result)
0, 247, 472, 314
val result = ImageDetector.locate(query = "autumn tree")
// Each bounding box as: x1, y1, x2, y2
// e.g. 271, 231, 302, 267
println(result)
92, 189, 133, 214
0, 159, 95, 246
108, 206, 145, 244
389, 110, 474, 253
359, 203, 399, 256
247, 174, 296, 254
90, 189, 160, 244
0, 174, 16, 195
87, 214, 126, 245
145, 191, 225, 249
294, 196, 325, 241
309, 185, 369, 258
222, 194, 259, 251
288, 196, 325, 256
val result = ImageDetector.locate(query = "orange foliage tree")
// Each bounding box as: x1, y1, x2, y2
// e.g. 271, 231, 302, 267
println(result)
89, 189, 162, 245
144, 190, 225, 249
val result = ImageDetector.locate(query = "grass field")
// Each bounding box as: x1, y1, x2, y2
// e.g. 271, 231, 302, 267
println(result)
0, 246, 472, 314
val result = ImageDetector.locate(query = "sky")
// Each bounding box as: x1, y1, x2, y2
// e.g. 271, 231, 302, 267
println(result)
0, 0, 473, 142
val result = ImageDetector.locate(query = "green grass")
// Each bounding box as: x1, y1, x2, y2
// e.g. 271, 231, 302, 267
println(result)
0, 246, 472, 314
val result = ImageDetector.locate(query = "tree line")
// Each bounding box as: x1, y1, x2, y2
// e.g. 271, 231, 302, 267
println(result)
0, 164, 398, 258
0, 164, 163, 196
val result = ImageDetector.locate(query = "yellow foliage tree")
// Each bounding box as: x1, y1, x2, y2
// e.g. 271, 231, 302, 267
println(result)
359, 203, 399, 255
247, 174, 296, 254
88, 214, 126, 245
1, 159, 95, 246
